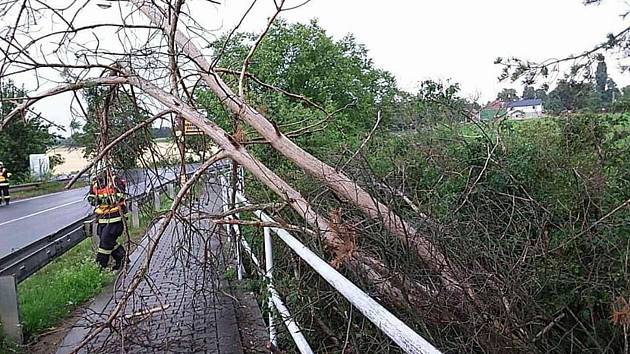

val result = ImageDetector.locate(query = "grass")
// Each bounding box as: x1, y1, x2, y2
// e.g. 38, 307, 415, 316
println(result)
18, 239, 114, 336
12, 180, 88, 200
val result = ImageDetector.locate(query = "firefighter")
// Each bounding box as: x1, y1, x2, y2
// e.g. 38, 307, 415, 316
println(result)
87, 172, 129, 270
0, 162, 12, 205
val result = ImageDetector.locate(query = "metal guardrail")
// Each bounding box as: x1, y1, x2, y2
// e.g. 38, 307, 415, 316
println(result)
219, 175, 442, 354
0, 218, 89, 283
9, 176, 89, 193
9, 182, 41, 193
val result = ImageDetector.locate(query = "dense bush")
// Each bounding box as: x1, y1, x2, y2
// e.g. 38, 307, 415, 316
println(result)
361, 113, 630, 352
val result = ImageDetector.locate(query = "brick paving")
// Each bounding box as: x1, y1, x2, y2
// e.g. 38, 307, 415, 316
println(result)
57, 182, 263, 354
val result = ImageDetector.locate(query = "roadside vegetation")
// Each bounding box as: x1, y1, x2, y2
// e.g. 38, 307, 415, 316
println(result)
198, 20, 630, 353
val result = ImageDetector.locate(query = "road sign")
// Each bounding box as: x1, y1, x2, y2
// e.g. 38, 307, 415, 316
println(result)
29, 154, 49, 179
184, 121, 204, 136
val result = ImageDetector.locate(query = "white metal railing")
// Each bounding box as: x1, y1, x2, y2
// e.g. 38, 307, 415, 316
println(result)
219, 175, 441, 354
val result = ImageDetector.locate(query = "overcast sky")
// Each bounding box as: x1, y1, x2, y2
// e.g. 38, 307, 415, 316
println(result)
217, 0, 630, 97
25, 0, 630, 134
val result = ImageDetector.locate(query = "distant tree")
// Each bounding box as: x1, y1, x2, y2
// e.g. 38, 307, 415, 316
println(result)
497, 88, 519, 101
546, 79, 599, 113
74, 86, 153, 170
151, 126, 172, 139
611, 84, 630, 112
595, 56, 608, 96
522, 86, 536, 99
535, 87, 549, 102
0, 81, 58, 179
602, 78, 621, 105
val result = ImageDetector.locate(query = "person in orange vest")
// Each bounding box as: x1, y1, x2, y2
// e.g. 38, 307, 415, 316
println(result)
87, 171, 129, 270
0, 162, 12, 205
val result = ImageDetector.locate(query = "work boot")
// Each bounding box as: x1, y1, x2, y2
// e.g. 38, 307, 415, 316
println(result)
111, 245, 128, 271
95, 253, 110, 269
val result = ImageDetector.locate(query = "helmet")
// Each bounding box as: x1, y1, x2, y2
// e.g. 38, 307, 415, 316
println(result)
0, 162, 4, 167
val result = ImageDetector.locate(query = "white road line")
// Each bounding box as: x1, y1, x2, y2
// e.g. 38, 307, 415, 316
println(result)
0, 199, 84, 227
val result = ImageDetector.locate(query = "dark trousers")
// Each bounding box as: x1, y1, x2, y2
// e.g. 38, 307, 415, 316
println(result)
0, 185, 9, 204
96, 221, 126, 269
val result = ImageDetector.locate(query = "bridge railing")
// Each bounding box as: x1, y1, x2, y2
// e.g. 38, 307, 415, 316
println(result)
218, 175, 442, 354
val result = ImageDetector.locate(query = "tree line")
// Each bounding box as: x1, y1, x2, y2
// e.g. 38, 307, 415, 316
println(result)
497, 56, 630, 114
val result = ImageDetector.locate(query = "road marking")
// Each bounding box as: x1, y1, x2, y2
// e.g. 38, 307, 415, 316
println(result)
0, 199, 85, 227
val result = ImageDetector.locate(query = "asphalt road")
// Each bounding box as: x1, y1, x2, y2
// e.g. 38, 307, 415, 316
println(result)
0, 165, 187, 259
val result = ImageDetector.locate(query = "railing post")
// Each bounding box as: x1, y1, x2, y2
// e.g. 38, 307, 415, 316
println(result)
131, 200, 140, 228
234, 223, 243, 281
0, 275, 23, 344
220, 176, 241, 279
91, 219, 99, 251
264, 226, 277, 348
153, 190, 161, 210
167, 182, 175, 199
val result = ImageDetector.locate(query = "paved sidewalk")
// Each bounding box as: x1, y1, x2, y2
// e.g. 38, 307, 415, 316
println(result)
56, 182, 265, 354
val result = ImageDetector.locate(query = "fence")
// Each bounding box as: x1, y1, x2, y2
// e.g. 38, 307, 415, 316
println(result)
219, 175, 442, 354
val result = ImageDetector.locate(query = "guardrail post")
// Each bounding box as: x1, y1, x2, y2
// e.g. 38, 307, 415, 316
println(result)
264, 227, 277, 348
83, 219, 96, 251
0, 275, 23, 344
220, 175, 243, 280
91, 220, 99, 251
167, 183, 175, 199
153, 190, 161, 210
131, 200, 140, 228
234, 223, 243, 281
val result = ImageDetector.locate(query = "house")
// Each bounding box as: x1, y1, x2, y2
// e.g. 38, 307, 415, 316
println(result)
474, 98, 545, 121
474, 100, 507, 121
505, 98, 544, 119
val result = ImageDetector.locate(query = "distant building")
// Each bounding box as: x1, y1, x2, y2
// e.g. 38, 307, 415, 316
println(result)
474, 100, 507, 121
505, 98, 544, 119
474, 98, 544, 121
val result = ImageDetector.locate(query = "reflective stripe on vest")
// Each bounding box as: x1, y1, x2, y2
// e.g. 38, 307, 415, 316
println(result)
97, 213, 129, 224
97, 247, 113, 255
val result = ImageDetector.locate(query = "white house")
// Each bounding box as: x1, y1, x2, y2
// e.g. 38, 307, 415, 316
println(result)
505, 99, 544, 119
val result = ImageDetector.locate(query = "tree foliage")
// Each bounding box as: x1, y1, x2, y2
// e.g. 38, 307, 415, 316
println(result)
0, 81, 58, 180
198, 20, 401, 164
73, 86, 152, 170
497, 88, 519, 101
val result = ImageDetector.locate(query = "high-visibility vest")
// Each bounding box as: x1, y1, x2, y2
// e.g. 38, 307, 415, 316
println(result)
89, 179, 128, 223
0, 168, 10, 186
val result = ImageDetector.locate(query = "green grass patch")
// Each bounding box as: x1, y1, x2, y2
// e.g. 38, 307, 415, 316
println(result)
17, 239, 114, 337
